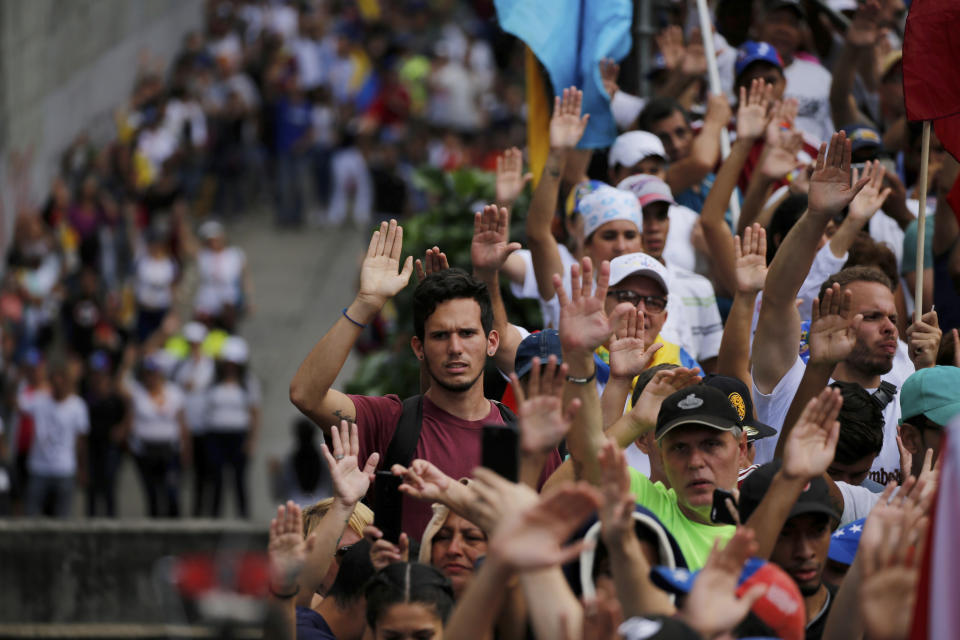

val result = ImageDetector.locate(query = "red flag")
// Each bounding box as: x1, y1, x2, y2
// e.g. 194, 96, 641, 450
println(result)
903, 0, 960, 162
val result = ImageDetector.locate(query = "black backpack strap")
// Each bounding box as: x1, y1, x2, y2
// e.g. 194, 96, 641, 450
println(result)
492, 401, 518, 427
384, 395, 424, 470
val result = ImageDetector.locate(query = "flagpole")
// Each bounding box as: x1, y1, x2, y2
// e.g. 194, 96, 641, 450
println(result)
914, 120, 931, 323
694, 0, 741, 230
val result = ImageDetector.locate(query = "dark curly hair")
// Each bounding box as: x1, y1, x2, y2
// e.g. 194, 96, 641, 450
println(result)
412, 268, 493, 341
365, 563, 455, 629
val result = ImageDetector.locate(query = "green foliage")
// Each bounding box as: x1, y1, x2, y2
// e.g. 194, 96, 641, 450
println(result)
345, 166, 542, 398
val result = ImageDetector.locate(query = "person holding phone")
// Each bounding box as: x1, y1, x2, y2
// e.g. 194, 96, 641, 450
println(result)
290, 219, 561, 539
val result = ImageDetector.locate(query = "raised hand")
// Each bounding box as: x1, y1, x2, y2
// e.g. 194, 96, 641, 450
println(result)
736, 78, 774, 142
782, 387, 841, 481
808, 131, 869, 216
680, 28, 708, 77
550, 86, 590, 150
628, 367, 702, 433
268, 501, 312, 593
759, 130, 804, 180
471, 204, 522, 275
765, 98, 799, 147
655, 25, 685, 71
680, 528, 767, 638
484, 470, 601, 571
597, 440, 636, 544
599, 58, 621, 98
734, 224, 768, 295
391, 459, 454, 504
414, 246, 450, 282
859, 477, 930, 640
808, 283, 863, 366
364, 524, 409, 571
846, 0, 882, 47
510, 355, 580, 455
554, 258, 634, 354
704, 92, 733, 129
359, 219, 414, 308
906, 310, 941, 370
848, 160, 893, 225
320, 421, 379, 506
495, 147, 533, 206
608, 308, 663, 381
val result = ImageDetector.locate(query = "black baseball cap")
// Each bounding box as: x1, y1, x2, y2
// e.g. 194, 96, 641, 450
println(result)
738, 460, 841, 523
513, 329, 562, 379
766, 0, 805, 19
702, 374, 778, 443
655, 386, 744, 441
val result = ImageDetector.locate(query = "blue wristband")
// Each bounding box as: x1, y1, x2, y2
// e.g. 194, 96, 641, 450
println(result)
342, 307, 367, 329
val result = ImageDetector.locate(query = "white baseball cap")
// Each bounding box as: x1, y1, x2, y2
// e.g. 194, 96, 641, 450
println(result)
183, 321, 208, 344
609, 252, 670, 295
608, 131, 669, 169
617, 175, 678, 208
220, 336, 249, 364
579, 184, 642, 239
199, 220, 225, 240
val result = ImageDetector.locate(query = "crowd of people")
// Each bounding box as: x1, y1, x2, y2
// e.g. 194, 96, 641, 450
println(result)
268, 0, 958, 639
3, 0, 958, 637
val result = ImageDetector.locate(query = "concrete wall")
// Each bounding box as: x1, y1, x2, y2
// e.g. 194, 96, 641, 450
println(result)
0, 519, 267, 624
0, 0, 205, 250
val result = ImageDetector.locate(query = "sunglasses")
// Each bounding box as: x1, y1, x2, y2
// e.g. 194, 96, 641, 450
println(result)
606, 290, 667, 313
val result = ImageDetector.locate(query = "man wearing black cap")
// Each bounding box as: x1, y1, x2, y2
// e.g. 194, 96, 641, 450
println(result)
740, 463, 840, 640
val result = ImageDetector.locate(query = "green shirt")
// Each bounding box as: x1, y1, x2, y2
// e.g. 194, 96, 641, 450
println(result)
628, 468, 735, 569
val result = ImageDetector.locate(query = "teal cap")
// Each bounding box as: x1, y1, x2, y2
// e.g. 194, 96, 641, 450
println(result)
899, 366, 960, 426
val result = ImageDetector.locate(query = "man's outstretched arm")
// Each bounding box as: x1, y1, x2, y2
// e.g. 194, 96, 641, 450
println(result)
290, 219, 413, 434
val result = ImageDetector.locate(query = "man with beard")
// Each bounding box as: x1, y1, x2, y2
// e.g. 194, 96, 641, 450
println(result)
290, 219, 560, 538
750, 132, 940, 484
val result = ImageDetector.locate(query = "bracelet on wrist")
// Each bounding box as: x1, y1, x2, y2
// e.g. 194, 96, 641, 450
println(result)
566, 367, 597, 384
269, 583, 300, 599
342, 307, 367, 329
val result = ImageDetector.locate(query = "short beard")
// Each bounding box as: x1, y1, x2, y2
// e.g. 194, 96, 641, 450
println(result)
798, 579, 822, 597
847, 342, 894, 376
423, 354, 484, 393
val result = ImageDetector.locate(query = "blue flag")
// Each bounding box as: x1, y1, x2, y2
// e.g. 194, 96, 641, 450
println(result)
495, 0, 633, 149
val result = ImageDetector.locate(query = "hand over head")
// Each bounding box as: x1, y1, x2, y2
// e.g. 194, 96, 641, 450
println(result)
782, 387, 841, 481
495, 147, 533, 206
268, 501, 313, 592
471, 204, 521, 275
414, 246, 449, 282
737, 78, 774, 142
550, 86, 590, 150
734, 224, 768, 295
848, 160, 893, 225
511, 355, 580, 455
359, 219, 414, 308
808, 283, 862, 366
808, 131, 869, 216
555, 258, 634, 355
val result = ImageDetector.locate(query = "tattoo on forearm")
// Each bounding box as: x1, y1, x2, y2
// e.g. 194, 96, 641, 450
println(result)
333, 409, 355, 423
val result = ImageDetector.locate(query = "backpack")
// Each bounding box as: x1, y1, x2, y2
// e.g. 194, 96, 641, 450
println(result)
382, 395, 518, 471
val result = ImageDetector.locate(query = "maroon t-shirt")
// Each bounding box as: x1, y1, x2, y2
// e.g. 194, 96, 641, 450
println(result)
349, 393, 562, 539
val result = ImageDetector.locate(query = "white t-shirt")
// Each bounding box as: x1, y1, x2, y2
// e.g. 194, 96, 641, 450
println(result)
837, 480, 883, 526
173, 356, 216, 433
135, 255, 177, 310
664, 264, 722, 362
204, 377, 262, 433
752, 356, 903, 484
663, 204, 700, 274
509, 245, 578, 330
783, 58, 834, 144
127, 380, 185, 448
194, 247, 246, 315
868, 211, 905, 272
20, 391, 89, 477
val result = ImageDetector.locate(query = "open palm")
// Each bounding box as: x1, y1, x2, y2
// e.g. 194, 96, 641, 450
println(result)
495, 147, 532, 205
808, 284, 861, 366
550, 86, 590, 149
555, 259, 631, 354
808, 132, 868, 215
471, 205, 521, 273
736, 78, 772, 141
359, 219, 414, 305
320, 421, 379, 506
848, 161, 892, 224
510, 356, 579, 454
735, 224, 768, 294
783, 387, 841, 480
608, 308, 662, 379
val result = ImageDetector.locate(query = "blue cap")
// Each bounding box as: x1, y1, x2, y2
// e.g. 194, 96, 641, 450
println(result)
735, 41, 783, 78
513, 330, 562, 379
88, 350, 111, 373
22, 347, 43, 367
827, 518, 865, 566
843, 125, 882, 154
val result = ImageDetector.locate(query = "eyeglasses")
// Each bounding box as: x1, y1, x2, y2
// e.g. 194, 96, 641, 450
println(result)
334, 544, 354, 560
606, 290, 667, 313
